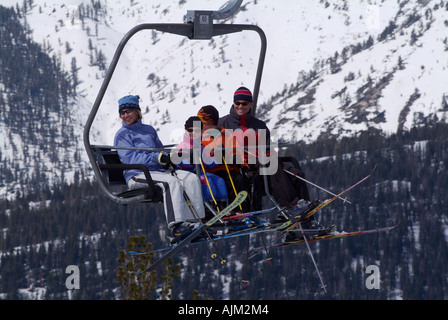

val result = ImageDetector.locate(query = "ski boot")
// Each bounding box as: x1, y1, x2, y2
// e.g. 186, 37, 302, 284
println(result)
169, 222, 195, 244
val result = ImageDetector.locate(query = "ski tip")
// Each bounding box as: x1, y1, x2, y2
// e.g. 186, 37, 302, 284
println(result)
238, 190, 248, 200
390, 221, 401, 229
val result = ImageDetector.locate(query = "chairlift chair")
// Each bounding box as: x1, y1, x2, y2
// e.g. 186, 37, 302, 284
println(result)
83, 0, 283, 210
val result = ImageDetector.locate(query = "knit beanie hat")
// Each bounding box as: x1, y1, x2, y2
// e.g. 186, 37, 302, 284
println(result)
233, 86, 253, 102
197, 105, 219, 125
184, 116, 203, 130
118, 95, 141, 112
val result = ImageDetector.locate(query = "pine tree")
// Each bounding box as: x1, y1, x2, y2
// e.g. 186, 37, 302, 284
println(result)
117, 235, 180, 300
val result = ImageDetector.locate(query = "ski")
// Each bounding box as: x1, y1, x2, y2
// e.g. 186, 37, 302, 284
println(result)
195, 224, 335, 243
132, 165, 379, 263
276, 165, 378, 231
221, 206, 278, 221
129, 224, 273, 256
130, 223, 334, 255
137, 190, 248, 273
131, 220, 399, 257
273, 222, 400, 248
128, 220, 283, 256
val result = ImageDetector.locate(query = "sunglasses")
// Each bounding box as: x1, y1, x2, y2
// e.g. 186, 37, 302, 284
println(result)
119, 109, 134, 115
234, 101, 249, 106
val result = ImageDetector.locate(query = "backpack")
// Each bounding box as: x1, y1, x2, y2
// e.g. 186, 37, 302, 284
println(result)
268, 160, 310, 207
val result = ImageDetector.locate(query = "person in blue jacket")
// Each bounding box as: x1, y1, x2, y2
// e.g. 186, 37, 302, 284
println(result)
113, 95, 205, 243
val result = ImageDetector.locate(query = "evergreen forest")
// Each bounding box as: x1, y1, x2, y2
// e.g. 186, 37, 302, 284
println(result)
1, 123, 447, 300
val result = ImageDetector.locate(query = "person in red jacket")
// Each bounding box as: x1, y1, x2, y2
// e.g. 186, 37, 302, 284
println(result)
197, 105, 255, 212
218, 87, 315, 227
217, 87, 271, 211
218, 86, 270, 142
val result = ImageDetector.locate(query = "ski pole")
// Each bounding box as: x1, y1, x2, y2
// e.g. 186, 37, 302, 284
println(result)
284, 169, 351, 204
241, 148, 350, 203
199, 156, 220, 212
222, 156, 243, 211
298, 223, 328, 294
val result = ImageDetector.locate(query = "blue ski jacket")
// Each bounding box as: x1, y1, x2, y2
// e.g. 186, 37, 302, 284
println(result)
114, 119, 164, 183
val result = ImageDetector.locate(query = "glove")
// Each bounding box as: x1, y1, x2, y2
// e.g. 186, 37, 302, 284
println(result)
158, 151, 175, 171
241, 165, 256, 179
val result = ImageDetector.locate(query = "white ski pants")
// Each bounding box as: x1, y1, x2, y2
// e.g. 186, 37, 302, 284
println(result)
128, 169, 205, 227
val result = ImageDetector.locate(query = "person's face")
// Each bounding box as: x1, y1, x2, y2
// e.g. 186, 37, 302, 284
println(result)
186, 126, 202, 138
119, 108, 139, 125
233, 100, 252, 116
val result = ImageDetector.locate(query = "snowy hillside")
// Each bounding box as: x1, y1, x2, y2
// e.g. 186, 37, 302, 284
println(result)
0, 0, 447, 200
262, 0, 448, 142
4, 0, 447, 146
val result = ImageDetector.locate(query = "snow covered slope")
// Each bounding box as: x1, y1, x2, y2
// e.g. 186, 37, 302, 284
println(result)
4, 0, 447, 146
262, 0, 448, 142
0, 0, 446, 201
